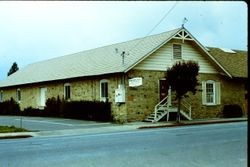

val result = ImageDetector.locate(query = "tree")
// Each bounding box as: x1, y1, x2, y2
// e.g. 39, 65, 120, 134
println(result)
166, 61, 199, 123
7, 62, 19, 76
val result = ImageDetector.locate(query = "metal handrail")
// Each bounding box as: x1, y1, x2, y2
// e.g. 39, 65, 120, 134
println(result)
154, 95, 168, 122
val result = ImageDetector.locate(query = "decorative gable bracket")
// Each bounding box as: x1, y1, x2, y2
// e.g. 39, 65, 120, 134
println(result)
173, 29, 193, 42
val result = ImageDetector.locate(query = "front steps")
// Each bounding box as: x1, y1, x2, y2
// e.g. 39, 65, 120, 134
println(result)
144, 87, 192, 123
144, 107, 192, 122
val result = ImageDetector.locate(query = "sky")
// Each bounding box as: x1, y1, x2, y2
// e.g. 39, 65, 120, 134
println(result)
0, 1, 248, 81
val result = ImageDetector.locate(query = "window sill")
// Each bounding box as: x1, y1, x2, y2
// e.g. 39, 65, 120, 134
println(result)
203, 103, 218, 106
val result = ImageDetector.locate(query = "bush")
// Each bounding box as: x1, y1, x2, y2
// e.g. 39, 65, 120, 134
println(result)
0, 98, 20, 115
0, 97, 112, 122
45, 97, 112, 122
222, 104, 243, 118
22, 107, 43, 117
64, 101, 111, 121
44, 96, 62, 117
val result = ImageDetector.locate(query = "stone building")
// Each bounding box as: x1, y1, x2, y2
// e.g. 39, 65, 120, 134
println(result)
0, 27, 247, 122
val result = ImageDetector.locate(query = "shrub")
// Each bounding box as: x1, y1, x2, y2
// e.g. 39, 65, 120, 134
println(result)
22, 107, 43, 117
62, 100, 112, 122
0, 98, 20, 115
44, 97, 112, 122
44, 96, 62, 117
222, 104, 243, 118
0, 97, 112, 122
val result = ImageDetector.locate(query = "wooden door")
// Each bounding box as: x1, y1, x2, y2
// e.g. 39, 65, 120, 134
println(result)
159, 79, 168, 101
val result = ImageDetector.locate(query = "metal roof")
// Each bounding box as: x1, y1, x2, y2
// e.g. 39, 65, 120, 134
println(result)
0, 28, 181, 88
0, 27, 247, 88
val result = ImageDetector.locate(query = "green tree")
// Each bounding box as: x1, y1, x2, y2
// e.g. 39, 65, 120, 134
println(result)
166, 61, 199, 123
7, 62, 19, 76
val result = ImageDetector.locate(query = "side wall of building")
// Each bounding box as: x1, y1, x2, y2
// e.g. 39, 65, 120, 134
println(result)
125, 70, 165, 122
0, 71, 246, 122
0, 74, 128, 123
184, 73, 247, 118
124, 70, 247, 122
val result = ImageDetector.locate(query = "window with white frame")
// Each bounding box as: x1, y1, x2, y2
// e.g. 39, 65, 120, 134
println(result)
173, 44, 182, 59
202, 80, 221, 105
0, 90, 3, 102
64, 83, 71, 100
206, 81, 215, 104
100, 79, 108, 102
16, 88, 21, 103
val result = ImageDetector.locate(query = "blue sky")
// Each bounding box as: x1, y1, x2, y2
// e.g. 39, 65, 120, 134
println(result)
0, 1, 247, 81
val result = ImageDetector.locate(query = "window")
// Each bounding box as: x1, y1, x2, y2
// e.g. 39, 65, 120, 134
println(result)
100, 79, 108, 102
202, 80, 221, 105
16, 88, 21, 103
0, 91, 3, 102
40, 87, 47, 107
173, 44, 182, 59
206, 81, 215, 104
64, 83, 71, 100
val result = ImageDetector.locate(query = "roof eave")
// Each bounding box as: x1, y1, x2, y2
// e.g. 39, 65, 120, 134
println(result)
183, 28, 233, 78
124, 28, 183, 73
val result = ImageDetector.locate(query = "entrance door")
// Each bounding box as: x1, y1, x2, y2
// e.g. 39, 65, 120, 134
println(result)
159, 79, 168, 101
40, 87, 47, 107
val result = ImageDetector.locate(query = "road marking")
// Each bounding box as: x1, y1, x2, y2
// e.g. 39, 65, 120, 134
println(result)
14, 119, 110, 127
15, 119, 74, 126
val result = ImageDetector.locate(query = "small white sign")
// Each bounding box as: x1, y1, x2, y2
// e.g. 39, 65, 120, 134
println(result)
129, 77, 142, 87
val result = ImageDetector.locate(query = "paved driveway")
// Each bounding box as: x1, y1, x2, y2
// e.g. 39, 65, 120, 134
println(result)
0, 116, 112, 131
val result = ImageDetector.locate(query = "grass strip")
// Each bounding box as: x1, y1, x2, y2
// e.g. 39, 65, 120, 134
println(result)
0, 125, 29, 133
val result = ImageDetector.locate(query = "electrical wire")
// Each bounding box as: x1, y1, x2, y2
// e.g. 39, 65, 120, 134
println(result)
127, 1, 179, 54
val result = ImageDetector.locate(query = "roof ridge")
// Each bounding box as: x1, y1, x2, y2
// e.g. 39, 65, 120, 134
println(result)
26, 28, 183, 66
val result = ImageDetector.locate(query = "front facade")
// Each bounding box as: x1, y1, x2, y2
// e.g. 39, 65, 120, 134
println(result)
0, 28, 247, 122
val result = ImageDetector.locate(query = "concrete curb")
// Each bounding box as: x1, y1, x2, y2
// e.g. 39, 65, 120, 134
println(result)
138, 118, 247, 129
0, 132, 37, 140
0, 118, 247, 139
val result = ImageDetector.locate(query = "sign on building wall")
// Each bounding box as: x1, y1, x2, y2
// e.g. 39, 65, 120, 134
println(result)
128, 77, 143, 87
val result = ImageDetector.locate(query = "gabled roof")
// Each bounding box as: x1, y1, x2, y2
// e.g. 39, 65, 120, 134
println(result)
0, 27, 246, 88
0, 28, 181, 88
207, 47, 247, 78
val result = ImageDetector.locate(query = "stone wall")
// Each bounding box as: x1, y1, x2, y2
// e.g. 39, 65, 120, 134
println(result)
2, 85, 39, 110
0, 74, 128, 122
125, 70, 166, 122
178, 73, 247, 118
1, 71, 247, 121
124, 70, 247, 121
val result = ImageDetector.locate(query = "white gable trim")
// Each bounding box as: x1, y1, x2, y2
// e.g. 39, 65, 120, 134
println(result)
126, 27, 232, 78
182, 29, 232, 78
124, 28, 183, 73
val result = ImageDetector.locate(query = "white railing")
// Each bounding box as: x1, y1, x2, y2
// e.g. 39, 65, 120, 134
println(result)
181, 98, 192, 119
154, 86, 172, 122
154, 95, 169, 122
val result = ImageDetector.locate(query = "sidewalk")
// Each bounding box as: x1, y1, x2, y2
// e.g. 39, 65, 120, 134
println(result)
0, 117, 247, 139
137, 117, 247, 129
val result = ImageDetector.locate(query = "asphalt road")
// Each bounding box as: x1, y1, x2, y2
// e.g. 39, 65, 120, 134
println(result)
0, 122, 247, 167
0, 116, 112, 131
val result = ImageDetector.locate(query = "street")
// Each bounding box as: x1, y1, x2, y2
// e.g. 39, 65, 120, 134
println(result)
0, 116, 112, 131
0, 122, 247, 167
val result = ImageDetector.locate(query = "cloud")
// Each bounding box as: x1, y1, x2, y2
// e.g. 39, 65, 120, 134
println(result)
0, 1, 247, 80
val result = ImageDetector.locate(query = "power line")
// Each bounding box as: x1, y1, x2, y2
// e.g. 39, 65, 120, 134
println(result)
145, 1, 179, 37
127, 1, 179, 54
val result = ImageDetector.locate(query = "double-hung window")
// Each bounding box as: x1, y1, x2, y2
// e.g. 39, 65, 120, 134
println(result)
100, 79, 108, 102
64, 83, 71, 100
0, 90, 3, 102
16, 88, 21, 103
206, 81, 215, 104
202, 80, 221, 105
